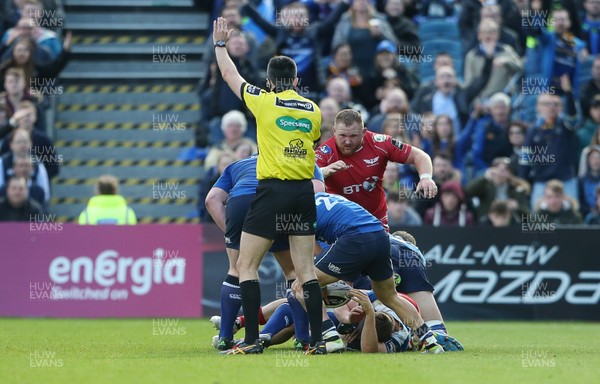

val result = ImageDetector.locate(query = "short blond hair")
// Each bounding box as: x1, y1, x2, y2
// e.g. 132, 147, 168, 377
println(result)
392, 230, 417, 246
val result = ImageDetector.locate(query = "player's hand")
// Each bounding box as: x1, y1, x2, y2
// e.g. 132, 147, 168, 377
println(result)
213, 17, 234, 45
415, 178, 437, 199
348, 305, 365, 323
348, 289, 374, 315
323, 160, 349, 177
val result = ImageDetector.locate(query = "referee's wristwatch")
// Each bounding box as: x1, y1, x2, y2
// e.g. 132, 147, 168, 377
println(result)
214, 40, 227, 48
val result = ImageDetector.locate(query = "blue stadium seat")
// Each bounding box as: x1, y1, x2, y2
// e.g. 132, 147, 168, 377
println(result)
577, 56, 594, 92
418, 19, 460, 42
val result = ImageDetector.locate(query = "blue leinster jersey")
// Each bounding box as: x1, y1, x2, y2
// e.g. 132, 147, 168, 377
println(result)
314, 192, 384, 244
214, 155, 324, 199
389, 234, 427, 272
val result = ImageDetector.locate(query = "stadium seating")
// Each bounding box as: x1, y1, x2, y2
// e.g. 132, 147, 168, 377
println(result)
577, 56, 594, 92
418, 18, 460, 42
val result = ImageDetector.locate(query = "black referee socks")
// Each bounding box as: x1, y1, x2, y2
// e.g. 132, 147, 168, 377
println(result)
302, 279, 324, 346
240, 280, 261, 344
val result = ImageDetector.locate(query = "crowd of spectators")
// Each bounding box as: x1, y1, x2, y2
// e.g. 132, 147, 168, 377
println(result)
0, 0, 67, 221
4, 0, 595, 227
198, 0, 600, 228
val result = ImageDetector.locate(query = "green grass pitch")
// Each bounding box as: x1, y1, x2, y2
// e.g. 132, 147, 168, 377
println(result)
1, 319, 599, 384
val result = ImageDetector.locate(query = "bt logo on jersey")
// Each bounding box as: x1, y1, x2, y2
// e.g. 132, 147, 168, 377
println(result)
343, 185, 361, 194
342, 176, 380, 194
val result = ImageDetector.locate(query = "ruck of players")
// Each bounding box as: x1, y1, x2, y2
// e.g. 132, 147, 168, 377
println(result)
208, 15, 463, 355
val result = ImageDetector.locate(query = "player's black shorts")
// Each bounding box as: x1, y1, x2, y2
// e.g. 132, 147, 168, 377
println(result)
314, 230, 392, 282
243, 179, 316, 239
391, 243, 434, 293
225, 194, 289, 252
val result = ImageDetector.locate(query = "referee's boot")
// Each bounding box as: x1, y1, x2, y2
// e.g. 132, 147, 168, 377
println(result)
220, 339, 264, 355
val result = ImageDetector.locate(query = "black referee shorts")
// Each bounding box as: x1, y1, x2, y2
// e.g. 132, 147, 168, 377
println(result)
225, 194, 290, 252
243, 179, 316, 239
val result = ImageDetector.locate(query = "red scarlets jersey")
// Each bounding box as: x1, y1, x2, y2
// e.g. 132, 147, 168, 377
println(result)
315, 131, 412, 230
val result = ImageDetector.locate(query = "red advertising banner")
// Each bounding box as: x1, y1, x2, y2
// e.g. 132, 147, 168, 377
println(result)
0, 224, 203, 318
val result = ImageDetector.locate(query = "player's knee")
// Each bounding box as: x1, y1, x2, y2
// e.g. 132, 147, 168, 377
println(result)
236, 256, 254, 272
372, 290, 399, 309
376, 292, 396, 308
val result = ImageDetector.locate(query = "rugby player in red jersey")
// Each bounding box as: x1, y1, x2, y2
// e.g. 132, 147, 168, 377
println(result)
315, 109, 437, 230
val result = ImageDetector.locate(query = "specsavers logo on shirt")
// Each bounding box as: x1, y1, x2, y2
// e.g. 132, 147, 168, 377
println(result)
276, 116, 312, 133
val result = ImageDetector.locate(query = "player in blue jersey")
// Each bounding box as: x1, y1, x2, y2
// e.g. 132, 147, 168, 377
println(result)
205, 155, 330, 351
351, 230, 464, 351
290, 192, 444, 353
229, 288, 417, 353
241, 230, 464, 353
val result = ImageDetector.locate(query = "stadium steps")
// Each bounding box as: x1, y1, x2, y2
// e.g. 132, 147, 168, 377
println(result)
58, 161, 203, 180
59, 61, 204, 79
52, 1, 208, 223
65, 12, 208, 31
54, 123, 197, 141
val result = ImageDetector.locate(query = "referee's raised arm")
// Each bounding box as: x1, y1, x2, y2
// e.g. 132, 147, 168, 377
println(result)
212, 17, 245, 100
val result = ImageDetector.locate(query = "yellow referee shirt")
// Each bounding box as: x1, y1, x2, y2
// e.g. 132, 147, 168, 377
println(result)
241, 82, 321, 180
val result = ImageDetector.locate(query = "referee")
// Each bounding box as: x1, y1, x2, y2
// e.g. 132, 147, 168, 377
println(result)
213, 18, 325, 354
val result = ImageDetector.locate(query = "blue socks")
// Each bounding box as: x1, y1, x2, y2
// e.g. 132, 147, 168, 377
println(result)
219, 274, 241, 340
286, 285, 310, 343
261, 303, 293, 336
